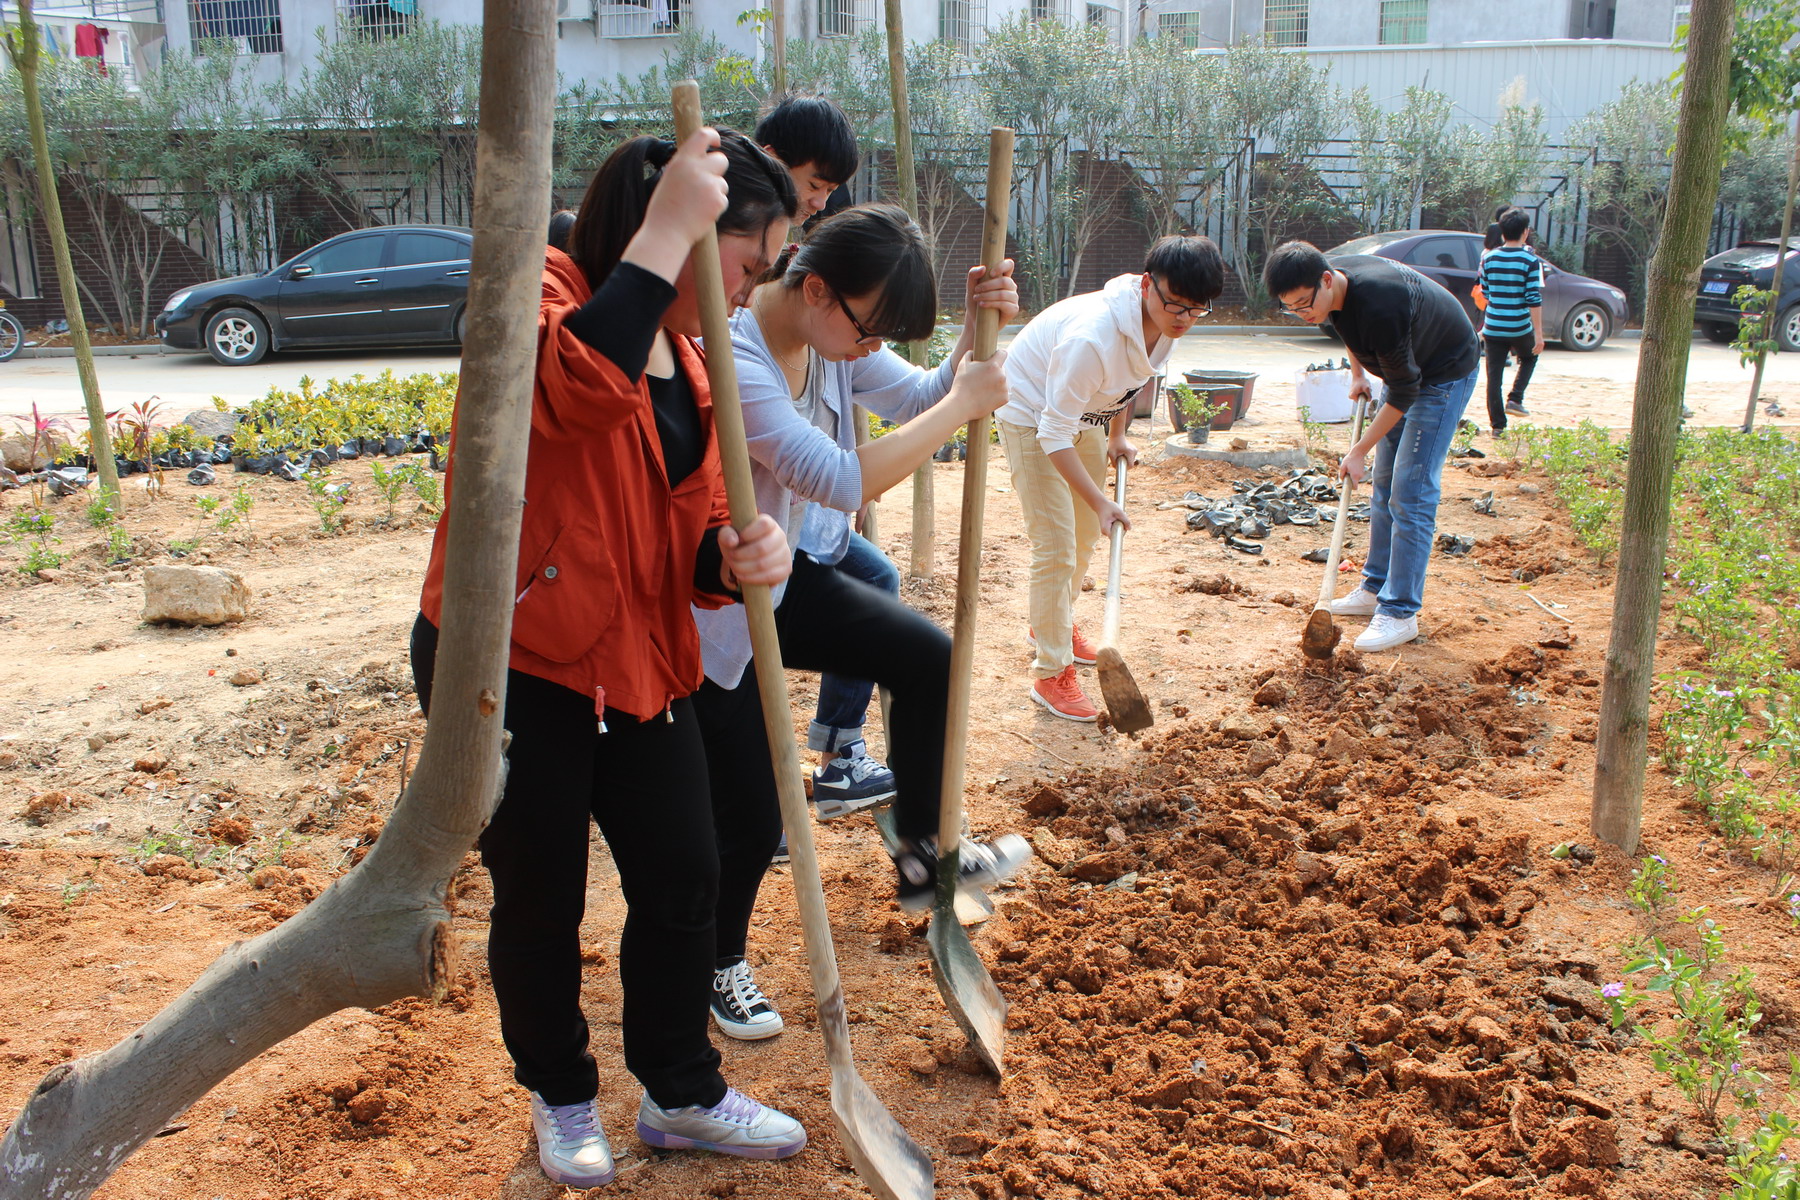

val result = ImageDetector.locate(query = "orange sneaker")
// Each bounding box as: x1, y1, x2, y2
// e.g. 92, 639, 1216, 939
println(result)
1025, 626, 1098, 666
1031, 666, 1099, 722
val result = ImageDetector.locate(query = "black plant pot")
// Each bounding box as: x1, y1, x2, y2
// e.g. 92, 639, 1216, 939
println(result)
381, 435, 407, 457
211, 445, 234, 465
429, 446, 448, 472
338, 441, 361, 460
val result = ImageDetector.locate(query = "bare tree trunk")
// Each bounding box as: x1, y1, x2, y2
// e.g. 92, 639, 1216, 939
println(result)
883, 0, 933, 580
1740, 111, 1799, 434
5, 3, 121, 514
0, 0, 556, 1192
771, 0, 787, 95
1591, 0, 1736, 853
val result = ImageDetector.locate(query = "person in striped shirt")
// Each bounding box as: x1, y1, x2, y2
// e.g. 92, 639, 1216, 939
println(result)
1478, 208, 1545, 432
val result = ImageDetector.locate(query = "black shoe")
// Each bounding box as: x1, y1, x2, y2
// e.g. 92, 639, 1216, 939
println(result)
893, 834, 1031, 913
709, 957, 784, 1040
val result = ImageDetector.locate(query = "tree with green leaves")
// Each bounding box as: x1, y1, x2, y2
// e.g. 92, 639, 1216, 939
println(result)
1119, 34, 1232, 243
1562, 81, 1679, 309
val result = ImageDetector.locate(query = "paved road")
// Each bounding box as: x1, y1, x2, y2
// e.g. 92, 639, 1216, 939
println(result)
3, 332, 1795, 435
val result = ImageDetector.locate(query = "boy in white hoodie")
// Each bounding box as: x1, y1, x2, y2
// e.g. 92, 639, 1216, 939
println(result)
999, 235, 1225, 720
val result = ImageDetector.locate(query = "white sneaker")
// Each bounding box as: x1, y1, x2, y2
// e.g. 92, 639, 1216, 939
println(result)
1327, 588, 1380, 617
1354, 612, 1419, 652
636, 1087, 807, 1159
529, 1092, 616, 1187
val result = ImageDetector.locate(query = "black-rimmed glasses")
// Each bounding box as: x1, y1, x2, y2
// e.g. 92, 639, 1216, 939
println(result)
1278, 285, 1320, 317
1150, 275, 1213, 320
834, 292, 886, 345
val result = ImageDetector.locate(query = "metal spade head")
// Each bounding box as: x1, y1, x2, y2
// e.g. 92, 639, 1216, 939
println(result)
1301, 607, 1342, 660
829, 1070, 936, 1200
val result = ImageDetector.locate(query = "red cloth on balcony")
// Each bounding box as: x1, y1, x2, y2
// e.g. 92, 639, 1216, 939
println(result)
74, 23, 109, 75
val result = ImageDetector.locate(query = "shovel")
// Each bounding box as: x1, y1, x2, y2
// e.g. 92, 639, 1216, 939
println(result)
1300, 393, 1369, 661
1095, 458, 1152, 732
672, 83, 932, 1200
929, 126, 1015, 1080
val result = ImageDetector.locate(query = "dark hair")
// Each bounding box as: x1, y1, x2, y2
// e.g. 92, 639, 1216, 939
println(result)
566, 130, 799, 290
755, 95, 860, 187
1144, 235, 1225, 304
1498, 208, 1530, 241
767, 203, 936, 343
1262, 240, 1329, 299
1485, 205, 1520, 249
1493, 204, 1514, 223
547, 209, 577, 251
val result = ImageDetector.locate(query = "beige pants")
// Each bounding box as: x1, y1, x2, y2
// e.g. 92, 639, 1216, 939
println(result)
999, 419, 1106, 679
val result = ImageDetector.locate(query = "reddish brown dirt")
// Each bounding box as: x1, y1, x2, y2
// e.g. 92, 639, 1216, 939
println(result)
1, 417, 1792, 1199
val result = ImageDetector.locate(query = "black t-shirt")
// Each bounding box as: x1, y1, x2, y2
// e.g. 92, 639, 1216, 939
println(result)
1323, 255, 1479, 413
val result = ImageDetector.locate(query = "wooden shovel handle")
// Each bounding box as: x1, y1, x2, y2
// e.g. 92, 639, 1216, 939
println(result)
938, 127, 1014, 854
1101, 458, 1128, 650
671, 82, 852, 1072
1315, 395, 1369, 607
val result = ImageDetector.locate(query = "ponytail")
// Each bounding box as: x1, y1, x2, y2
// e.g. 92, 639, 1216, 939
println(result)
767, 203, 936, 344
567, 129, 798, 290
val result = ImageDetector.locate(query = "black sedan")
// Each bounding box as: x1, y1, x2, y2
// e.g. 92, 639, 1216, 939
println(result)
155, 225, 473, 365
1323, 230, 1630, 351
1694, 237, 1800, 352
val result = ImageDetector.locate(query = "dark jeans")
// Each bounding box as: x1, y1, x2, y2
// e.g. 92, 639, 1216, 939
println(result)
1483, 333, 1539, 429
696, 553, 951, 959
411, 615, 726, 1111
808, 532, 902, 754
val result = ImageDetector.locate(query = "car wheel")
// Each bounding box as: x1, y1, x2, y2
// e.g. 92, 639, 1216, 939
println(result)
1560, 302, 1609, 352
455, 308, 467, 345
1779, 304, 1800, 353
205, 307, 270, 366
1700, 321, 1735, 344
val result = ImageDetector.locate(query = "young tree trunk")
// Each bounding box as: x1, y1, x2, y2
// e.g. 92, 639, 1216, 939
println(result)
1740, 111, 1800, 434
883, 0, 934, 580
770, 0, 786, 95
1591, 0, 1736, 853
6, 0, 122, 513
0, 0, 556, 1191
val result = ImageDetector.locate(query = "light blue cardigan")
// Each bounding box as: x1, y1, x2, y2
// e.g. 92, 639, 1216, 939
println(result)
691, 304, 955, 689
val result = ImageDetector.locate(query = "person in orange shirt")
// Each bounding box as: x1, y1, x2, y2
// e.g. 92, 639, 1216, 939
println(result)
411, 128, 804, 1188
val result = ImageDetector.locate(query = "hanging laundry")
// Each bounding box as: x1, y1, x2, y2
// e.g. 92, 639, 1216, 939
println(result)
74, 23, 109, 75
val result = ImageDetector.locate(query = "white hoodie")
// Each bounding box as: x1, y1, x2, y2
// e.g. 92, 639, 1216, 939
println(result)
998, 272, 1171, 454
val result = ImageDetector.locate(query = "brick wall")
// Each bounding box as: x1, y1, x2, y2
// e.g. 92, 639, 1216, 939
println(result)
3, 178, 216, 333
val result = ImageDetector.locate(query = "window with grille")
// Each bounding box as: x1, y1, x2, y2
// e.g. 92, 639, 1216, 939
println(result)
1030, 0, 1069, 24
819, 0, 873, 37
599, 0, 688, 37
188, 0, 283, 52
939, 0, 984, 48
339, 0, 415, 40
1671, 1, 1690, 43
1378, 0, 1427, 44
1158, 10, 1201, 47
1263, 0, 1306, 47
1085, 1, 1118, 39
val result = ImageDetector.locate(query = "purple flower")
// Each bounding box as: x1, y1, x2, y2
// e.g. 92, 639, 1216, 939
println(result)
1651, 855, 1666, 866
1602, 982, 1625, 999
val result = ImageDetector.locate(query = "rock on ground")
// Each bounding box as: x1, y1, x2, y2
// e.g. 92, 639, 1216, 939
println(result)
142, 565, 251, 626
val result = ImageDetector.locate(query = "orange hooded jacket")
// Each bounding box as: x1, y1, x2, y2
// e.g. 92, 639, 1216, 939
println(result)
419, 248, 735, 724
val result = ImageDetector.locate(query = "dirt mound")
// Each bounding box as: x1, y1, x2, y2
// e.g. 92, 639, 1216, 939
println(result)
978, 680, 1623, 1199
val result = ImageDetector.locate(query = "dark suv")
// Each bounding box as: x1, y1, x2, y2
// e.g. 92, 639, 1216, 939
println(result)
1694, 238, 1800, 352
1324, 230, 1630, 351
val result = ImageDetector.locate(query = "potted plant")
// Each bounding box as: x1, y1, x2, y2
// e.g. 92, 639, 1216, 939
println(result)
1170, 383, 1223, 444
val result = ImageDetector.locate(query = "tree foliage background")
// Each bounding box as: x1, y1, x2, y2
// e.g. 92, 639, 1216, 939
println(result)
1, 15, 1791, 326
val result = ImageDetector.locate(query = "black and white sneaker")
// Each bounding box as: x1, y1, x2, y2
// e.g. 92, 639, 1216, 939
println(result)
811, 740, 897, 818
892, 833, 1032, 913
710, 957, 784, 1040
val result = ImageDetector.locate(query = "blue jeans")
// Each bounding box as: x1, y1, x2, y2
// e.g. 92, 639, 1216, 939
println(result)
1361, 368, 1478, 619
807, 531, 900, 754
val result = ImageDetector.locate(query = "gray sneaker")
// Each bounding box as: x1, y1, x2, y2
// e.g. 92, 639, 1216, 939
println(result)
529, 1092, 616, 1187
636, 1087, 807, 1160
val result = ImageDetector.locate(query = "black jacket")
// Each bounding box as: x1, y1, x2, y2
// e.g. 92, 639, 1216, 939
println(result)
1324, 255, 1479, 413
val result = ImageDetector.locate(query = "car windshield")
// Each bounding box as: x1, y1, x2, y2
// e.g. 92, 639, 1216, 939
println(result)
1327, 233, 1408, 257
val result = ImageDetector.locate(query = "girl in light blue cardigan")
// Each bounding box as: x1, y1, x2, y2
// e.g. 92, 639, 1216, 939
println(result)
691, 204, 1030, 1042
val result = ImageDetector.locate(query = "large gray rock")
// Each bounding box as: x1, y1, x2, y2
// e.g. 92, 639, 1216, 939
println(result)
142, 565, 251, 626
1, 430, 72, 472
182, 409, 241, 440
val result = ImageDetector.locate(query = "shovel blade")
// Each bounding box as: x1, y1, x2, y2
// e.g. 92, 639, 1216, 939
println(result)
829, 1070, 935, 1200
1300, 607, 1341, 660
1095, 646, 1153, 733
926, 911, 1008, 1077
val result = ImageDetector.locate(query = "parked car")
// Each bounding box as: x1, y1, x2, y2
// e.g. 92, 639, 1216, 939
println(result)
156, 225, 473, 366
1694, 237, 1800, 352
1322, 230, 1630, 351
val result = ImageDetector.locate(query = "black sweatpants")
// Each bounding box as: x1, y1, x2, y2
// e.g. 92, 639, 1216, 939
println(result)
1483, 332, 1539, 430
411, 615, 726, 1111
693, 553, 951, 962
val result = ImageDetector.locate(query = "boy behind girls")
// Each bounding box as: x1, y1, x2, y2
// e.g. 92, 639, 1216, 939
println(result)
747, 94, 900, 820
754, 95, 860, 219
1478, 208, 1545, 432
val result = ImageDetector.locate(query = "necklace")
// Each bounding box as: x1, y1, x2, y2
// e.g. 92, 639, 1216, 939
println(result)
755, 292, 811, 374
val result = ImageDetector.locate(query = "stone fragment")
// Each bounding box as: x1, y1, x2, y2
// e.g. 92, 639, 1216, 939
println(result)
1068, 850, 1135, 883
142, 565, 250, 626
133, 752, 169, 773
1252, 679, 1291, 707
1531, 1115, 1620, 1172
230, 668, 264, 687
1356, 1004, 1405, 1044
182, 409, 241, 440
1539, 976, 1606, 1021
1219, 712, 1271, 740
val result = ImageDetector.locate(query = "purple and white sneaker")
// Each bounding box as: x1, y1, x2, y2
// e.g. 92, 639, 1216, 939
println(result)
636, 1086, 807, 1160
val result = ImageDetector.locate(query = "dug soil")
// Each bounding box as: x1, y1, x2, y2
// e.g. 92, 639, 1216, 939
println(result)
1, 413, 1792, 1200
